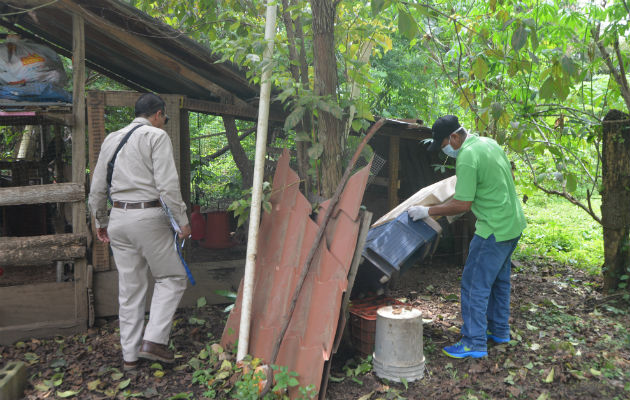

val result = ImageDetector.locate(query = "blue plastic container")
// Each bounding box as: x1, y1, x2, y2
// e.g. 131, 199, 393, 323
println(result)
362, 212, 439, 278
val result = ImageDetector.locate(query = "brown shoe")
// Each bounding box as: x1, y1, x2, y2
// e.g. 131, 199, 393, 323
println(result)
123, 360, 139, 371
138, 340, 175, 363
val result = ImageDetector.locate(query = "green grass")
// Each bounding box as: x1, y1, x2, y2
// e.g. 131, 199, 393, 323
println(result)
514, 192, 603, 274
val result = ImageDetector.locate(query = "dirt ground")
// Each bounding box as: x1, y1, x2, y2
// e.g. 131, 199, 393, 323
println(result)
1, 255, 629, 399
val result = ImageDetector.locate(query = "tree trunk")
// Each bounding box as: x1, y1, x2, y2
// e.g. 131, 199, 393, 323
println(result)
281, 0, 313, 194
223, 116, 254, 189
311, 0, 342, 197
601, 109, 630, 292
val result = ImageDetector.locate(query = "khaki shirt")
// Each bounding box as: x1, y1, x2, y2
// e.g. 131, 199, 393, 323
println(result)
89, 117, 188, 229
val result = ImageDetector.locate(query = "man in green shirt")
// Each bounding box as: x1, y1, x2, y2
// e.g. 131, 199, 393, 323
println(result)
408, 115, 526, 358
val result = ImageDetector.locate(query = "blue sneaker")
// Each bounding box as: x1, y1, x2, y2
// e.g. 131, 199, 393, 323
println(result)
442, 341, 487, 358
486, 332, 510, 344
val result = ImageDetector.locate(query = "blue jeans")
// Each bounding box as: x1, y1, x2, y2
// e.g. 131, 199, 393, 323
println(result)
460, 234, 521, 351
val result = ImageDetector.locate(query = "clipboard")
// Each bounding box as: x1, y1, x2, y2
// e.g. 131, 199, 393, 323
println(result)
160, 197, 196, 285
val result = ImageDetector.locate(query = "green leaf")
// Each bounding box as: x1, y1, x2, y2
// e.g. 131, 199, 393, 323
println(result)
215, 371, 230, 380
262, 200, 272, 214
561, 55, 577, 78
196, 297, 207, 308
57, 389, 81, 398
565, 173, 577, 193
118, 378, 131, 390
284, 106, 304, 131
543, 367, 554, 383
50, 358, 67, 368
539, 77, 555, 100
154, 370, 165, 378
87, 379, 101, 391
111, 372, 124, 381
472, 57, 489, 80
35, 383, 51, 392
328, 376, 345, 382
398, 9, 420, 40
511, 24, 529, 52
215, 290, 237, 300
150, 363, 163, 370
317, 99, 343, 119
307, 143, 323, 159
491, 102, 504, 120
295, 131, 311, 142
372, 0, 386, 16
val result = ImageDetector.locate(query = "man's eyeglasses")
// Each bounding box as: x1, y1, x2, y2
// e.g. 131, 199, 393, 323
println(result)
164, 114, 170, 125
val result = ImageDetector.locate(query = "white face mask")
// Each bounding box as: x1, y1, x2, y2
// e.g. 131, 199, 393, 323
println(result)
442, 142, 459, 158
441, 126, 465, 158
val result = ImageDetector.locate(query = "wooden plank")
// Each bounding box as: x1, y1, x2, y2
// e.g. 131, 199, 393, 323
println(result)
0, 233, 87, 266
59, 0, 250, 107
0, 320, 83, 345
388, 135, 400, 209
376, 126, 432, 141
72, 13, 88, 335
183, 98, 270, 121
0, 183, 84, 206
0, 282, 76, 327
94, 260, 245, 317
103, 91, 139, 108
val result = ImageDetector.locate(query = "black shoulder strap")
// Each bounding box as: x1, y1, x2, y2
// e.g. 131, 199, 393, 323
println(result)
106, 124, 143, 189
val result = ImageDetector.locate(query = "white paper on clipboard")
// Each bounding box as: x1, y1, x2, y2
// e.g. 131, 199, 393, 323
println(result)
159, 197, 182, 234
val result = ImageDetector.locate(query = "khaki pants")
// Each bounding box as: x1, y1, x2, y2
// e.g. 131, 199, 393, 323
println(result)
108, 207, 187, 362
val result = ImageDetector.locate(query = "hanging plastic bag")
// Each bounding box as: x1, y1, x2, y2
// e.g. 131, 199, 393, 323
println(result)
0, 35, 67, 87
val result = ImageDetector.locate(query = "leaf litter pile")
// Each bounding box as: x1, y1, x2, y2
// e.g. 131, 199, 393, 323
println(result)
1, 257, 629, 399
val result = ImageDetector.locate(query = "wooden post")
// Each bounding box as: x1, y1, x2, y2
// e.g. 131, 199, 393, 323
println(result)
72, 13, 88, 331
87, 91, 110, 272
180, 108, 191, 210
388, 135, 400, 209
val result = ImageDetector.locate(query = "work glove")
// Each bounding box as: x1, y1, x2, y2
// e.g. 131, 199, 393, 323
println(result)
407, 205, 430, 221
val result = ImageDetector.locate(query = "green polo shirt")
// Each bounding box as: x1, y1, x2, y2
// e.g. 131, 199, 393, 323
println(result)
454, 135, 526, 241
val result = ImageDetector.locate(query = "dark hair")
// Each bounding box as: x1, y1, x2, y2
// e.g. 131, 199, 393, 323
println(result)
135, 93, 165, 117
427, 115, 463, 151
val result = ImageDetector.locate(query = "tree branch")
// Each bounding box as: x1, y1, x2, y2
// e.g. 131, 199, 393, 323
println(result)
591, 24, 630, 112
522, 152, 602, 224
200, 126, 256, 163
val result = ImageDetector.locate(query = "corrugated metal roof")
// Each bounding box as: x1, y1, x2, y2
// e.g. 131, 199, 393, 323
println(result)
221, 149, 370, 397
0, 0, 260, 107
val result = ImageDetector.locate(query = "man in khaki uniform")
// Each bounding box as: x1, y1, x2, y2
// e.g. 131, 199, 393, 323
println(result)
89, 93, 191, 370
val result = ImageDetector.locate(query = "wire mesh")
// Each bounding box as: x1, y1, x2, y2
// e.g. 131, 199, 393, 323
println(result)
354, 152, 387, 186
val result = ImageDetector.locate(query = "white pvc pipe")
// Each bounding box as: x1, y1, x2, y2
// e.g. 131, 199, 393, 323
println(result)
237, 1, 277, 361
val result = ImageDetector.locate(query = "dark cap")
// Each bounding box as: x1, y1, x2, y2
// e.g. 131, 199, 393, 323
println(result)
135, 93, 166, 117
427, 115, 462, 152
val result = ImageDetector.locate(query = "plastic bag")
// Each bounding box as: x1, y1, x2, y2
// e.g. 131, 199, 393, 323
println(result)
0, 36, 67, 87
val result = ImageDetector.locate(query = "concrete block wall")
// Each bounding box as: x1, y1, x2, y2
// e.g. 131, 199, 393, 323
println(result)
0, 361, 27, 400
